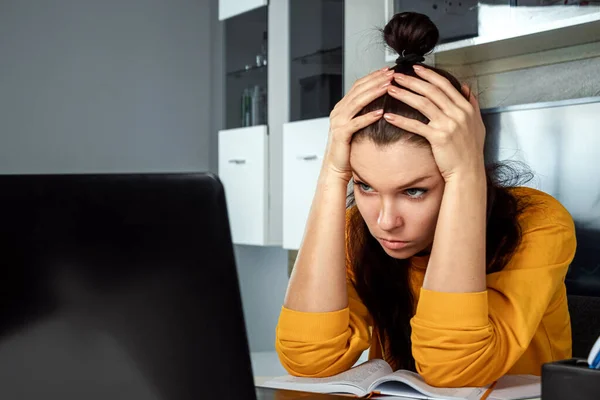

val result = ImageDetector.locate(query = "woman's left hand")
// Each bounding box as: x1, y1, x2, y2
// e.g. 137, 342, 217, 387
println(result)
383, 65, 486, 182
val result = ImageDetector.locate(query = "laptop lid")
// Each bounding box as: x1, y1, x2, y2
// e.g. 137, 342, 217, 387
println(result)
0, 173, 256, 399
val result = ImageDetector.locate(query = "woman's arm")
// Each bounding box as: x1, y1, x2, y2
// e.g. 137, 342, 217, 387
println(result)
284, 68, 393, 312
276, 275, 372, 377
411, 190, 576, 386
423, 172, 487, 292
283, 171, 350, 312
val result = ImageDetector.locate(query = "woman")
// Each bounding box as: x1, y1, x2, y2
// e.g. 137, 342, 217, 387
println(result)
275, 12, 576, 387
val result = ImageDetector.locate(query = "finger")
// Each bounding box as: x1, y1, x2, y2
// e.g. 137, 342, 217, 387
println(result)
333, 76, 391, 121
341, 70, 394, 111
383, 112, 436, 141
352, 66, 391, 88
461, 84, 471, 99
333, 69, 389, 114
340, 80, 393, 120
394, 73, 464, 118
466, 86, 481, 114
331, 82, 388, 124
386, 86, 447, 123
343, 68, 391, 104
338, 109, 384, 141
333, 110, 384, 144
412, 66, 472, 113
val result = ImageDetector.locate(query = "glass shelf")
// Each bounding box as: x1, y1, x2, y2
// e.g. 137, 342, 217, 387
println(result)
224, 7, 268, 130
289, 0, 344, 122
227, 64, 267, 78
393, 0, 480, 44
292, 46, 343, 66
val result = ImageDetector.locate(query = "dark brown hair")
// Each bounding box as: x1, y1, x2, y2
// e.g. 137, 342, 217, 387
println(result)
346, 12, 532, 371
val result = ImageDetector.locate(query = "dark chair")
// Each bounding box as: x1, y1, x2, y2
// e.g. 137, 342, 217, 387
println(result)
567, 295, 600, 358
565, 226, 600, 359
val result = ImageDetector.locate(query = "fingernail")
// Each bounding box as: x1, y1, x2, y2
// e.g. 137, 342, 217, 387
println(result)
381, 82, 391, 88
388, 87, 399, 95
383, 113, 395, 121
374, 109, 384, 115
413, 65, 423, 71
385, 69, 395, 76
394, 74, 405, 81
381, 66, 390, 72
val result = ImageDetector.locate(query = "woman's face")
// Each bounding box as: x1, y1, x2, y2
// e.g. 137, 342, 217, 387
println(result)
349, 138, 445, 259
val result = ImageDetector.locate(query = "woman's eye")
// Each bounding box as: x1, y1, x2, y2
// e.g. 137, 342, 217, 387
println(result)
357, 182, 373, 192
405, 188, 427, 199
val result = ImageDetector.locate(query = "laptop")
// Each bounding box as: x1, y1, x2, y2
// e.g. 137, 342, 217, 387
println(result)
0, 173, 342, 399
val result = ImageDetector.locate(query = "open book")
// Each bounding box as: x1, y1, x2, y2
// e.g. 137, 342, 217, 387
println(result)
260, 359, 541, 400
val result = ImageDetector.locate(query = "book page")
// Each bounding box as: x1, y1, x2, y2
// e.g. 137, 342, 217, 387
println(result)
488, 375, 541, 400
370, 370, 486, 400
260, 359, 393, 395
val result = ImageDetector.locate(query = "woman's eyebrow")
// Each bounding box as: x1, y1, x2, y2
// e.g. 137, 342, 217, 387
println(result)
394, 175, 433, 189
353, 170, 432, 190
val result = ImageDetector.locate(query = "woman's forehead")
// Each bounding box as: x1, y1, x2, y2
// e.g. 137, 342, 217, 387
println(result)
350, 139, 438, 179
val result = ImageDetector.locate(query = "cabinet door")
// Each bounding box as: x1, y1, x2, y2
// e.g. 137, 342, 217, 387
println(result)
218, 126, 269, 246
219, 0, 268, 21
289, 0, 344, 122
224, 6, 268, 130
282, 118, 329, 250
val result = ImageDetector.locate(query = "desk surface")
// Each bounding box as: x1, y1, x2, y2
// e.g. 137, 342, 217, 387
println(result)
255, 387, 352, 399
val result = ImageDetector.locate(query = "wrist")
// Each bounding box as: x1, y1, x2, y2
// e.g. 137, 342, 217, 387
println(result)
444, 169, 487, 191
444, 161, 486, 185
320, 166, 351, 187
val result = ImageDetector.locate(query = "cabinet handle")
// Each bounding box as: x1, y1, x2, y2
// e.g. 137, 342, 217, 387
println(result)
228, 159, 246, 165
297, 155, 318, 161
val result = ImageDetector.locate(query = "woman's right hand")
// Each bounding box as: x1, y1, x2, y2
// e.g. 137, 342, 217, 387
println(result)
323, 67, 395, 182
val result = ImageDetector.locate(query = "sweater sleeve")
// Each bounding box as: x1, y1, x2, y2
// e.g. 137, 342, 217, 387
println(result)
274, 279, 371, 377
410, 190, 576, 387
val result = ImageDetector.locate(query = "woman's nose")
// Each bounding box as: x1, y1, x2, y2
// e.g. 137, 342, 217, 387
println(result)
377, 201, 403, 231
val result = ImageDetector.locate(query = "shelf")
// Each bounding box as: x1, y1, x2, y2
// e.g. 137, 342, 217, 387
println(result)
227, 64, 267, 78
434, 11, 600, 66
292, 46, 343, 66
383, 9, 600, 66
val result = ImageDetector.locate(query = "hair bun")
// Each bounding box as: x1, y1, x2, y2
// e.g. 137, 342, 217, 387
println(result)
383, 12, 439, 58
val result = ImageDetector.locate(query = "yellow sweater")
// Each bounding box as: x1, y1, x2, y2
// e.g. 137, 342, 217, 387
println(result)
275, 187, 577, 387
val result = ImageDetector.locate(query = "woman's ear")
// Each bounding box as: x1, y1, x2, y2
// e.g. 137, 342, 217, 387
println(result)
460, 84, 472, 99
461, 83, 481, 113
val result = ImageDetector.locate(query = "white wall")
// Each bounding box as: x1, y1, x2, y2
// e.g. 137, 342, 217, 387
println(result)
234, 245, 288, 352
344, 0, 387, 93
0, 0, 214, 173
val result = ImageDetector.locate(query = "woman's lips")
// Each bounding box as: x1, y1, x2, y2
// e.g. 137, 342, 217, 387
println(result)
378, 238, 410, 250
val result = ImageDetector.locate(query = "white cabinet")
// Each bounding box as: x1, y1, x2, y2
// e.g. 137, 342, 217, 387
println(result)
218, 126, 269, 246
217, 0, 345, 247
219, 0, 268, 21
282, 118, 329, 250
